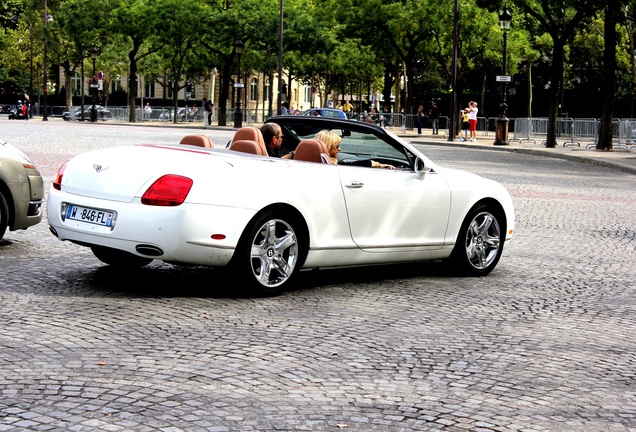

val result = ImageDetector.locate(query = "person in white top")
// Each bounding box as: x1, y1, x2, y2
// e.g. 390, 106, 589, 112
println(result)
468, 101, 478, 141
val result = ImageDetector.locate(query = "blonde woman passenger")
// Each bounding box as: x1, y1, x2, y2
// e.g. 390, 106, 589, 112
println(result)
315, 130, 395, 169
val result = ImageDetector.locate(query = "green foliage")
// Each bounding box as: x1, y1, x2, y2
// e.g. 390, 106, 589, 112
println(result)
2, 0, 634, 121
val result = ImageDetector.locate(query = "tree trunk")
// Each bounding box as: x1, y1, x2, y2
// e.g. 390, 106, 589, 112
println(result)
63, 61, 73, 111
172, 80, 180, 124
218, 64, 232, 126
598, 1, 618, 151
545, 40, 565, 148
127, 45, 141, 122
128, 58, 138, 122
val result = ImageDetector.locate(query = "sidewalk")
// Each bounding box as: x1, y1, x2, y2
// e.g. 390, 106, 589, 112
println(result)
403, 129, 636, 175
113, 118, 636, 175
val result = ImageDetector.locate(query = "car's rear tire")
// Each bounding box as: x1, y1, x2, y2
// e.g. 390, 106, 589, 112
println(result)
448, 203, 505, 276
0, 192, 9, 240
231, 210, 302, 296
91, 245, 153, 268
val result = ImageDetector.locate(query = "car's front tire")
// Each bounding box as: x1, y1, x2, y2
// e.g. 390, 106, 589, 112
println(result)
231, 210, 302, 296
91, 245, 153, 268
448, 203, 506, 276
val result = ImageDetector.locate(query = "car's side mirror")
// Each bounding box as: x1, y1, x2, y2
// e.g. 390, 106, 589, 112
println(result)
414, 157, 431, 179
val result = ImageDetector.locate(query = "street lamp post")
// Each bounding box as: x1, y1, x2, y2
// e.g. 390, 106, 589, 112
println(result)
448, 0, 459, 142
277, 0, 284, 116
90, 46, 98, 123
494, 6, 512, 145
233, 39, 244, 129
42, 0, 53, 121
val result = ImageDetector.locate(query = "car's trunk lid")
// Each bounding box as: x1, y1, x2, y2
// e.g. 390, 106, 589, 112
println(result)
60, 145, 221, 202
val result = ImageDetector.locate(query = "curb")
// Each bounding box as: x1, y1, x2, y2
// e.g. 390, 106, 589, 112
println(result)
407, 137, 636, 175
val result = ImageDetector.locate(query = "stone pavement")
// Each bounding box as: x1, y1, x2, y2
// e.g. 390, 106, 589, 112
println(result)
2, 118, 635, 431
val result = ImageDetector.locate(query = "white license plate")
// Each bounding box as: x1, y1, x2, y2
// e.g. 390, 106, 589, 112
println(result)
66, 204, 115, 227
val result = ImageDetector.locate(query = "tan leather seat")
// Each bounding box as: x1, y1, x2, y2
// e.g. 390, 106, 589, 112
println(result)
229, 139, 268, 156
230, 127, 268, 155
179, 134, 214, 148
294, 139, 333, 164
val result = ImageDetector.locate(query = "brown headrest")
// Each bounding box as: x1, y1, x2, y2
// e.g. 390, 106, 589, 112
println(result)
229, 139, 268, 156
179, 134, 214, 148
294, 139, 333, 164
231, 127, 268, 155
232, 127, 266, 147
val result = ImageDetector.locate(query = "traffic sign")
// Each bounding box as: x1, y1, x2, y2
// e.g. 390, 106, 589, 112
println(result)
496, 75, 512, 82
98, 71, 103, 80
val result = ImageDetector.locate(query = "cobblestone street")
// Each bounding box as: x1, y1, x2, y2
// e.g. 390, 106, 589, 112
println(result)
1, 119, 635, 431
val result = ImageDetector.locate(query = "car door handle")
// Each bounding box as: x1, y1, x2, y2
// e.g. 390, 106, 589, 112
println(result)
346, 181, 364, 188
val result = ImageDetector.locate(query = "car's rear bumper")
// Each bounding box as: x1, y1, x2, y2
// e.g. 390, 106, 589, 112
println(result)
46, 188, 258, 267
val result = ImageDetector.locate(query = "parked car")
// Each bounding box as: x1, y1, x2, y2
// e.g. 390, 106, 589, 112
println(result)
0, 139, 44, 240
46, 116, 514, 295
62, 105, 112, 121
156, 107, 203, 122
178, 107, 204, 122
301, 108, 349, 119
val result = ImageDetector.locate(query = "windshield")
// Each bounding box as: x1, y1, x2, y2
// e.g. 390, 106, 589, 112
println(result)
276, 121, 414, 168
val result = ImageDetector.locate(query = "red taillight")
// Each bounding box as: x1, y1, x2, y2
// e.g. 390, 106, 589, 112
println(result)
141, 175, 193, 206
52, 162, 68, 191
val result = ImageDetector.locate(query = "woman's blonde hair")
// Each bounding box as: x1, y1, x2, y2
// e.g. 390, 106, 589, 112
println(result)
315, 129, 341, 150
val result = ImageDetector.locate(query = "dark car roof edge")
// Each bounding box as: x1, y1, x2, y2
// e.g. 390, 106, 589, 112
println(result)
266, 116, 386, 133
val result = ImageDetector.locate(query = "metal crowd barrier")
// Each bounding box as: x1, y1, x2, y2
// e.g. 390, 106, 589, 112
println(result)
49, 105, 635, 151
613, 119, 636, 151
509, 118, 535, 144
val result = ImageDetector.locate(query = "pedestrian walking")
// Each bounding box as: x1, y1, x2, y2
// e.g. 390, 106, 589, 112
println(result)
429, 101, 440, 135
468, 101, 478, 141
343, 100, 353, 118
459, 107, 470, 141
144, 103, 152, 120
203, 98, 213, 127
416, 104, 425, 135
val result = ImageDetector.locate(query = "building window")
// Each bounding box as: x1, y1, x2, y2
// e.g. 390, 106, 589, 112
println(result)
304, 86, 311, 103
144, 77, 155, 98
71, 72, 81, 96
186, 82, 196, 100
110, 75, 122, 93
264, 78, 270, 102
250, 78, 258, 102
167, 80, 174, 99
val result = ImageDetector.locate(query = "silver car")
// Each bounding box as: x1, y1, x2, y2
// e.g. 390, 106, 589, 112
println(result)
0, 139, 44, 240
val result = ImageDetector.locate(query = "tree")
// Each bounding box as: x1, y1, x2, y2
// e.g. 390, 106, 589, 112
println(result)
597, 1, 620, 150
153, 0, 211, 123
56, 0, 108, 115
510, 0, 603, 147
106, 0, 163, 122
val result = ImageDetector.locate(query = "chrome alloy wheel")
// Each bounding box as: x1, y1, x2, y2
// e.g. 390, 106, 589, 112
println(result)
464, 211, 501, 270
250, 218, 299, 288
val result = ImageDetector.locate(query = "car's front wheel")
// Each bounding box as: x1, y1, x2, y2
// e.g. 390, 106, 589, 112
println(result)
449, 203, 506, 276
91, 245, 153, 268
231, 210, 302, 296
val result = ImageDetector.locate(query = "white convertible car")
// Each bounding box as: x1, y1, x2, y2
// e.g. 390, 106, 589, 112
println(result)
47, 116, 514, 294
